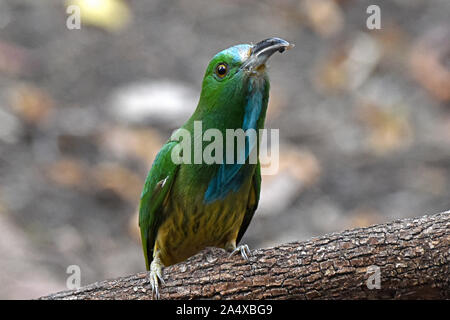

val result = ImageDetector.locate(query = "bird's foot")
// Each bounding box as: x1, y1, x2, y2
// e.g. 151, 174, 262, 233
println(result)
228, 244, 252, 261
149, 256, 165, 299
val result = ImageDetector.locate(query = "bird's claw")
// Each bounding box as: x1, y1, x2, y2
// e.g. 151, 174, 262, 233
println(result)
229, 244, 252, 261
149, 258, 164, 299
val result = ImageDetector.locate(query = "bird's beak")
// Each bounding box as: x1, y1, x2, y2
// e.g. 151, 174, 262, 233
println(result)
242, 37, 294, 72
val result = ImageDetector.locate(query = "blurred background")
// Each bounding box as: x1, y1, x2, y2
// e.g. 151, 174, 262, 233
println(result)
0, 0, 449, 299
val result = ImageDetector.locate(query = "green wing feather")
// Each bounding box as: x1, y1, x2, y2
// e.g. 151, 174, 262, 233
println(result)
236, 163, 261, 245
139, 141, 179, 270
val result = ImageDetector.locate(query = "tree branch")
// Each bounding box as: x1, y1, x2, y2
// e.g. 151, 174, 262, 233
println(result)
40, 211, 449, 299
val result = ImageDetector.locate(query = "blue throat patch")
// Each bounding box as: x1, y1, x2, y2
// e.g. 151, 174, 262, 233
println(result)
204, 78, 263, 203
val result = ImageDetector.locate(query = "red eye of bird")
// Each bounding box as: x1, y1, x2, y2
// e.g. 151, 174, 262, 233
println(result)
215, 63, 228, 78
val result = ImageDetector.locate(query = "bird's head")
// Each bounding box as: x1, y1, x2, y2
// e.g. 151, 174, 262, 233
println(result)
198, 38, 293, 113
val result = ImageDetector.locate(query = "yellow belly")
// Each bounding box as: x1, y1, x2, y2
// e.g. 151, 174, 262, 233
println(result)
154, 191, 249, 266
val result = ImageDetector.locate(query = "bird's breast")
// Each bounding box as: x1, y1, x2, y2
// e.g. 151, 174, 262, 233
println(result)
154, 170, 253, 266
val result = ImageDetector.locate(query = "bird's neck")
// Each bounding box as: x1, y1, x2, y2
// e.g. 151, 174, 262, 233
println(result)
242, 77, 268, 132
202, 76, 269, 203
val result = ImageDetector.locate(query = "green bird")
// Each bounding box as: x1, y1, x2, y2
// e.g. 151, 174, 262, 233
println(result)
139, 37, 293, 297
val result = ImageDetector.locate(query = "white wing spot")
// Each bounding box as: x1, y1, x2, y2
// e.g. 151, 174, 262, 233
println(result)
160, 176, 169, 188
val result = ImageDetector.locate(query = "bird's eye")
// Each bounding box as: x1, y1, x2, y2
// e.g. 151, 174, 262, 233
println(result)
215, 63, 228, 78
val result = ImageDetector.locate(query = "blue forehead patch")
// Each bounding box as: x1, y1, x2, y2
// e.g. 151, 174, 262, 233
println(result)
214, 44, 252, 64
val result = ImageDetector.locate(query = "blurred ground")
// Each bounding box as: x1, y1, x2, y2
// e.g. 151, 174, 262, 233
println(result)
0, 0, 449, 299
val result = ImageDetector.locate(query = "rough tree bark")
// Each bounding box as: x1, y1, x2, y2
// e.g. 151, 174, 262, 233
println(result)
41, 211, 449, 300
